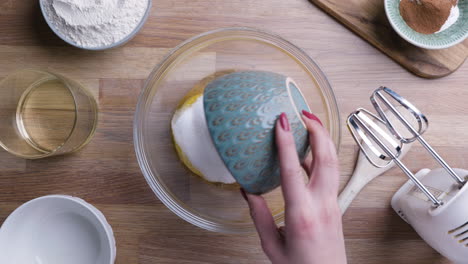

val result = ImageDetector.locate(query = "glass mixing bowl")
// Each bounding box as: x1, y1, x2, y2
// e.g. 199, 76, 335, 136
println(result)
134, 27, 341, 233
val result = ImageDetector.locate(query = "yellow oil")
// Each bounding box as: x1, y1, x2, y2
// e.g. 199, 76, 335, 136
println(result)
16, 78, 77, 153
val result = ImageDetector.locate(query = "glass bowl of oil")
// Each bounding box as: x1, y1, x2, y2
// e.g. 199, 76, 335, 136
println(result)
134, 27, 341, 233
0, 69, 98, 159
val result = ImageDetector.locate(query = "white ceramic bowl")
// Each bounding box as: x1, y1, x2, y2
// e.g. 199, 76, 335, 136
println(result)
39, 0, 152, 50
0, 195, 116, 264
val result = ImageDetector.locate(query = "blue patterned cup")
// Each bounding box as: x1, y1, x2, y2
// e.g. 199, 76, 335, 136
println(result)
203, 71, 310, 194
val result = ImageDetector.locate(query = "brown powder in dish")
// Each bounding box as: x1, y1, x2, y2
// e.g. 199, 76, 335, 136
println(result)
399, 0, 454, 34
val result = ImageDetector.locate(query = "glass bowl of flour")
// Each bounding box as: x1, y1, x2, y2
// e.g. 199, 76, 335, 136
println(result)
40, 0, 151, 50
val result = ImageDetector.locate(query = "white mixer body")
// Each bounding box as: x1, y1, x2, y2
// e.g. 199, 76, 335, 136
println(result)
392, 168, 468, 263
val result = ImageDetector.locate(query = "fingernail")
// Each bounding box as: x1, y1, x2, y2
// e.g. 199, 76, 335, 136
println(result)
302, 110, 323, 126
279, 112, 290, 131
240, 188, 248, 201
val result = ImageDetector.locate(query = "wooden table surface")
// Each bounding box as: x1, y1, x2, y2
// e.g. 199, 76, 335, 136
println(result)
1, 0, 467, 263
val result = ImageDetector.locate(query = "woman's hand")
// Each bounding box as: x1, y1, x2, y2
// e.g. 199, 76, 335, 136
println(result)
242, 111, 347, 264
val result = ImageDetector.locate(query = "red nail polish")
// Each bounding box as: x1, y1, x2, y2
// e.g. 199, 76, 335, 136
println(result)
302, 110, 323, 126
279, 113, 290, 131
240, 188, 248, 201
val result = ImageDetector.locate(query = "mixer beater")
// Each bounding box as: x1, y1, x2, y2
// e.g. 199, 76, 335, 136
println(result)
347, 87, 468, 263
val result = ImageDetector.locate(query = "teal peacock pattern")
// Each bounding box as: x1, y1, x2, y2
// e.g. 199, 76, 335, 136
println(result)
204, 71, 310, 194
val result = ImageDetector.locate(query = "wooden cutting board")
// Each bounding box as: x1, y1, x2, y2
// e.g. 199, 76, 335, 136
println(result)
309, 0, 468, 79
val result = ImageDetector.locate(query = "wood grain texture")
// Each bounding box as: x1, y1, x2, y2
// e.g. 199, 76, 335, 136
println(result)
309, 0, 468, 78
0, 0, 467, 263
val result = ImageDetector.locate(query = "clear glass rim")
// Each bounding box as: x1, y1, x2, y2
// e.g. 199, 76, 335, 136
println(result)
0, 68, 99, 159
133, 27, 341, 233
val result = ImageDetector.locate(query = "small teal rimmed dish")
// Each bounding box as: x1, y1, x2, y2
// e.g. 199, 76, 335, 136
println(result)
385, 0, 468, 49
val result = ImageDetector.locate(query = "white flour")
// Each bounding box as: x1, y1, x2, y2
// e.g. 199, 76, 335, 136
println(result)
42, 0, 149, 48
437, 5, 460, 33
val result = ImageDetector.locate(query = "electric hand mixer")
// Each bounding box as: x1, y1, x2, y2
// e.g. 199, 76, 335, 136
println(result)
347, 87, 468, 263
